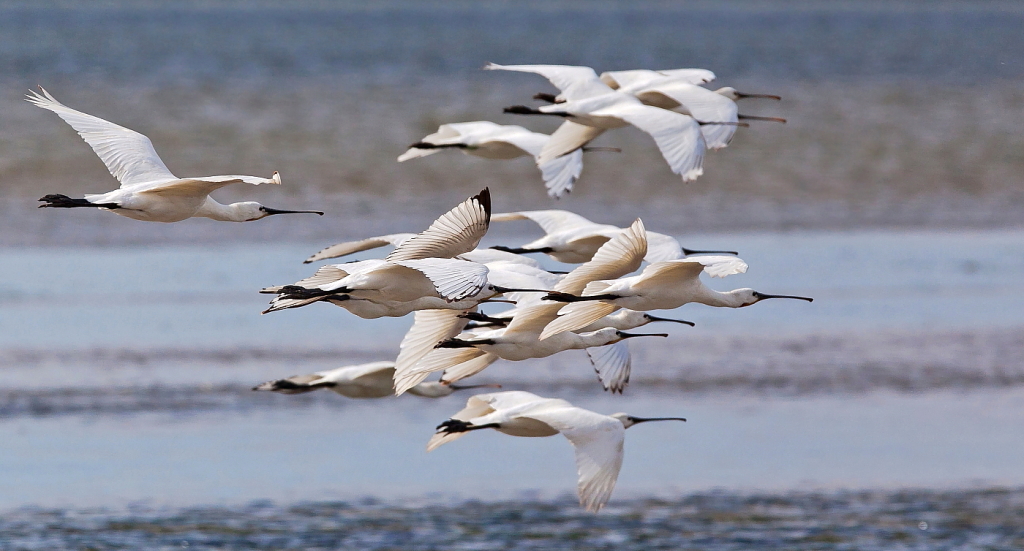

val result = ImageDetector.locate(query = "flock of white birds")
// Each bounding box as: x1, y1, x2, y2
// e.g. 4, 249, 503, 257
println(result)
31, 64, 807, 512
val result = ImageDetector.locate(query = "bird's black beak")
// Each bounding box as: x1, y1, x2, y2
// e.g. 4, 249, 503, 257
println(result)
260, 206, 324, 216
630, 416, 687, 424
753, 292, 814, 302
616, 331, 670, 339
644, 315, 696, 327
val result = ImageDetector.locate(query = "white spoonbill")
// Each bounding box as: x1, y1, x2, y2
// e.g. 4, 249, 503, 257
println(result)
540, 255, 813, 339
252, 361, 498, 398
487, 63, 746, 182
429, 390, 686, 512
27, 87, 323, 222
397, 121, 615, 198
395, 219, 674, 393
489, 209, 736, 263
591, 71, 784, 149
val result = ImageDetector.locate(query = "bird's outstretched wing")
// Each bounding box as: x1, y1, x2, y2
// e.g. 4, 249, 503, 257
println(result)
485, 63, 613, 101
524, 405, 626, 512
537, 121, 606, 167
643, 231, 685, 262
538, 148, 584, 198
491, 208, 597, 235
607, 103, 706, 182
395, 309, 472, 376
141, 173, 281, 197
585, 342, 632, 393
27, 87, 178, 188
637, 255, 748, 289
636, 82, 738, 149
392, 258, 490, 302
555, 218, 647, 295
386, 189, 491, 262
304, 233, 416, 264
600, 68, 716, 90
397, 347, 491, 395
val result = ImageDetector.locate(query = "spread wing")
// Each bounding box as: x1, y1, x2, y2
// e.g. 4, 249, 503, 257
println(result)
607, 103, 706, 182
304, 233, 416, 264
537, 121, 606, 166
555, 218, 647, 295
391, 258, 490, 302
538, 148, 584, 198
386, 189, 491, 261
491, 209, 597, 235
395, 309, 472, 376
524, 405, 626, 512
637, 255, 749, 289
637, 82, 738, 149
27, 86, 178, 187
485, 63, 613, 101
141, 173, 281, 196
585, 342, 632, 393
643, 231, 684, 262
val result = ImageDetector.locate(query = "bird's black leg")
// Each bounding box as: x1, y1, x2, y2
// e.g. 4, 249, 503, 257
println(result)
490, 245, 555, 255
408, 142, 469, 150
436, 419, 501, 434
436, 337, 496, 349
38, 194, 120, 209
543, 292, 620, 303
278, 285, 352, 299
458, 312, 509, 325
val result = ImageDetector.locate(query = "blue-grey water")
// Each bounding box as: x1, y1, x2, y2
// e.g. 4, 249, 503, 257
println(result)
2, 1, 1023, 547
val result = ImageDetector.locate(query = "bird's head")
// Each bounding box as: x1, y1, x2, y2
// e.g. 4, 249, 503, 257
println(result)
237, 202, 325, 221
731, 288, 814, 307
611, 413, 687, 429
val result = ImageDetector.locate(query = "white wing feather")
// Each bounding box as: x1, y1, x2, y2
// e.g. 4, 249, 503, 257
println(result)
26, 87, 177, 187
585, 342, 632, 393
485, 63, 613, 101
386, 189, 491, 262
304, 234, 416, 264
608, 103, 706, 182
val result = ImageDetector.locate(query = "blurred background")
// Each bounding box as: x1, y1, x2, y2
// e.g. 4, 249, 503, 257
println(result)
1, 1, 1023, 548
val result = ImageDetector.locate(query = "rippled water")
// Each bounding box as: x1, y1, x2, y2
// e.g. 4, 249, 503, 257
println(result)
4, 489, 1023, 550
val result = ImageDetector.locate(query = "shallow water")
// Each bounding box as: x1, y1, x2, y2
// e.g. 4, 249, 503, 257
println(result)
1, 228, 1023, 511
3, 488, 1023, 550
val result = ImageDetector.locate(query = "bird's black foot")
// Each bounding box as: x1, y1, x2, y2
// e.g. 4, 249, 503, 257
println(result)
38, 194, 119, 209
278, 285, 349, 299
436, 419, 500, 434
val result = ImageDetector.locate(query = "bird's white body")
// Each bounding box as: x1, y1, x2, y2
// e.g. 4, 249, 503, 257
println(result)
252, 361, 493, 398
27, 87, 321, 222
487, 63, 708, 182
398, 121, 585, 198
429, 391, 686, 512
540, 255, 811, 339
492, 209, 722, 263
396, 219, 652, 393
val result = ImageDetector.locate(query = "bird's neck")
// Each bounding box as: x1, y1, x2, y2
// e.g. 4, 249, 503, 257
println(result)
193, 198, 247, 222
695, 287, 745, 308
576, 328, 619, 348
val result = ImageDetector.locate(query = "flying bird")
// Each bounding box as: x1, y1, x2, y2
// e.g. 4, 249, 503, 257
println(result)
28, 87, 323, 222
488, 63, 746, 183
398, 121, 616, 198
429, 391, 686, 512
540, 255, 813, 339
490, 209, 736, 263
253, 361, 498, 398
